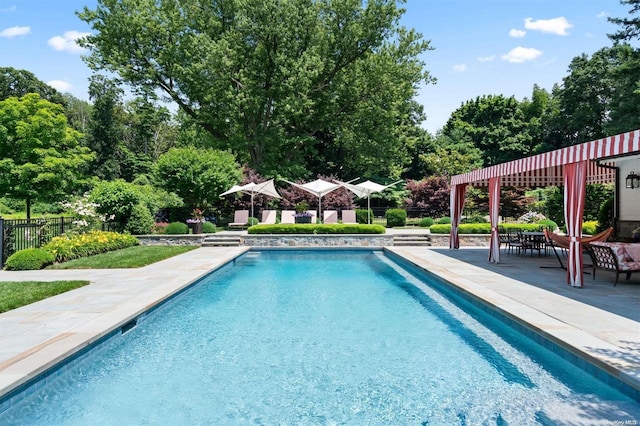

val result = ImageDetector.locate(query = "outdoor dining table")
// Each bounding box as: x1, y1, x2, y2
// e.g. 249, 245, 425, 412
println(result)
520, 231, 547, 256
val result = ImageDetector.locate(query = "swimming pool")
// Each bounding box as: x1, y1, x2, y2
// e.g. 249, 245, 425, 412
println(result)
1, 250, 638, 424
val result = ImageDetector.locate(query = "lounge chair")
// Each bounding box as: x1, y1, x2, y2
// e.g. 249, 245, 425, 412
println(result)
584, 242, 640, 286
323, 210, 338, 224
342, 210, 357, 224
228, 210, 249, 229
543, 227, 613, 270
261, 210, 277, 224
280, 210, 295, 224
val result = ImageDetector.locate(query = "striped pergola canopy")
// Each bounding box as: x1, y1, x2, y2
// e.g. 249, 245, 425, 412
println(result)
449, 129, 640, 288
451, 130, 640, 187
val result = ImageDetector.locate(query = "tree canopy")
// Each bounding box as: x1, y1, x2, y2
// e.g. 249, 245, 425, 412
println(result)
0, 94, 94, 218
78, 0, 433, 178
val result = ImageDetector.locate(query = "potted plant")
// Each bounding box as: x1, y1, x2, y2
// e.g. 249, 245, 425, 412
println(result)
294, 201, 312, 224
186, 208, 206, 234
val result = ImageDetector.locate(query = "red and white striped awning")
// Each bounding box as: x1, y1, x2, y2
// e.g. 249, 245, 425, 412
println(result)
451, 129, 640, 187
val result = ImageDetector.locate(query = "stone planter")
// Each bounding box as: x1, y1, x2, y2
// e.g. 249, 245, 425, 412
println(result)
295, 216, 312, 224
192, 222, 203, 234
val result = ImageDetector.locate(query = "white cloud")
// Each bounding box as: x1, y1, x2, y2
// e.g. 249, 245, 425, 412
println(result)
501, 47, 542, 63
597, 11, 608, 19
478, 55, 495, 62
47, 80, 73, 92
524, 17, 573, 35
452, 64, 466, 72
0, 26, 30, 38
509, 29, 526, 38
48, 30, 90, 53
0, 6, 17, 13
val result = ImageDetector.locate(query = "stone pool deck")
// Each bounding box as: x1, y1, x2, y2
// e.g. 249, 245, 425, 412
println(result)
0, 244, 639, 406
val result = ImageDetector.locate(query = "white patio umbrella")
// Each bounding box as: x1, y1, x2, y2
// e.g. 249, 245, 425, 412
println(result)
220, 179, 281, 219
335, 179, 403, 224
281, 178, 342, 220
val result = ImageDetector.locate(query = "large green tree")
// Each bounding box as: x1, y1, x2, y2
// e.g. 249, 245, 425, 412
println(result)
155, 147, 242, 212
0, 67, 66, 106
77, 0, 433, 178
0, 94, 94, 218
442, 95, 534, 166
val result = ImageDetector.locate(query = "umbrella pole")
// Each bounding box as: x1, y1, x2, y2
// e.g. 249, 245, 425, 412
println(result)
251, 193, 254, 220
367, 195, 371, 224
318, 195, 321, 223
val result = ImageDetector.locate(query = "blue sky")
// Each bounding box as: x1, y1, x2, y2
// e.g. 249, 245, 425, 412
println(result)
0, 0, 632, 134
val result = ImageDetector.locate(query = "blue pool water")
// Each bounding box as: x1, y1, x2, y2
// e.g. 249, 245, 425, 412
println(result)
1, 250, 639, 424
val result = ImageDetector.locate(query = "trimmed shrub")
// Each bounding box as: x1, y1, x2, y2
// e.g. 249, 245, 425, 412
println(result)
419, 217, 434, 227
429, 223, 543, 234
247, 217, 259, 226
42, 231, 139, 263
4, 248, 55, 271
436, 217, 451, 224
597, 197, 614, 233
536, 219, 558, 231
248, 224, 385, 234
462, 214, 487, 223
355, 209, 373, 224
164, 222, 189, 234
125, 203, 155, 235
202, 222, 216, 233
385, 209, 406, 227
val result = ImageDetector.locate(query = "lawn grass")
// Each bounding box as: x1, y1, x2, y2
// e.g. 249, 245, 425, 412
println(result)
47, 245, 198, 269
0, 280, 90, 313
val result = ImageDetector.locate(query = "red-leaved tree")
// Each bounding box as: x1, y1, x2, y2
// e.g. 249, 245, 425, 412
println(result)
403, 176, 450, 218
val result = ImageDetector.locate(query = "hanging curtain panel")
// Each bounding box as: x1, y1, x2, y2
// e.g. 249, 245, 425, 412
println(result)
488, 177, 501, 263
564, 161, 588, 287
449, 183, 468, 249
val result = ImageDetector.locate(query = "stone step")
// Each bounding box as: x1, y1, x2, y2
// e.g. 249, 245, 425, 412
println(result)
393, 235, 431, 246
202, 237, 242, 247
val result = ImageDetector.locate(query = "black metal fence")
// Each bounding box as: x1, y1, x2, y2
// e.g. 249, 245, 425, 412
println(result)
0, 217, 117, 268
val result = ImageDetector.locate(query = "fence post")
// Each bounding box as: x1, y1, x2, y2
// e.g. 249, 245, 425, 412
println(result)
0, 216, 4, 268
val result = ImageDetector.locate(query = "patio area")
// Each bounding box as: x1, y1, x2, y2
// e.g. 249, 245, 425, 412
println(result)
425, 246, 640, 322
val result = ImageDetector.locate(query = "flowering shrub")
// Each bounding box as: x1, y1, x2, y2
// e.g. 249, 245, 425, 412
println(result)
517, 211, 547, 223
42, 231, 139, 263
62, 195, 114, 232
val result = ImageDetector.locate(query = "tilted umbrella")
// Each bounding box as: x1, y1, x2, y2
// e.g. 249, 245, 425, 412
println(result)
281, 178, 342, 220
335, 179, 403, 224
220, 179, 281, 219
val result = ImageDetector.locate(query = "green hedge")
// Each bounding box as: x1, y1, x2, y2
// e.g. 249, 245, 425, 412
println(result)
355, 209, 373, 224
429, 223, 545, 234
248, 224, 386, 234
385, 209, 406, 227
4, 248, 55, 271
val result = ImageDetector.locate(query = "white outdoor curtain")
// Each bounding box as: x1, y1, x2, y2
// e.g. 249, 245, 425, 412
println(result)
449, 183, 468, 249
220, 179, 281, 219
335, 179, 403, 224
488, 177, 501, 263
564, 161, 588, 287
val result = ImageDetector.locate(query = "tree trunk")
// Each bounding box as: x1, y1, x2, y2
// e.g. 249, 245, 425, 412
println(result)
26, 198, 31, 220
